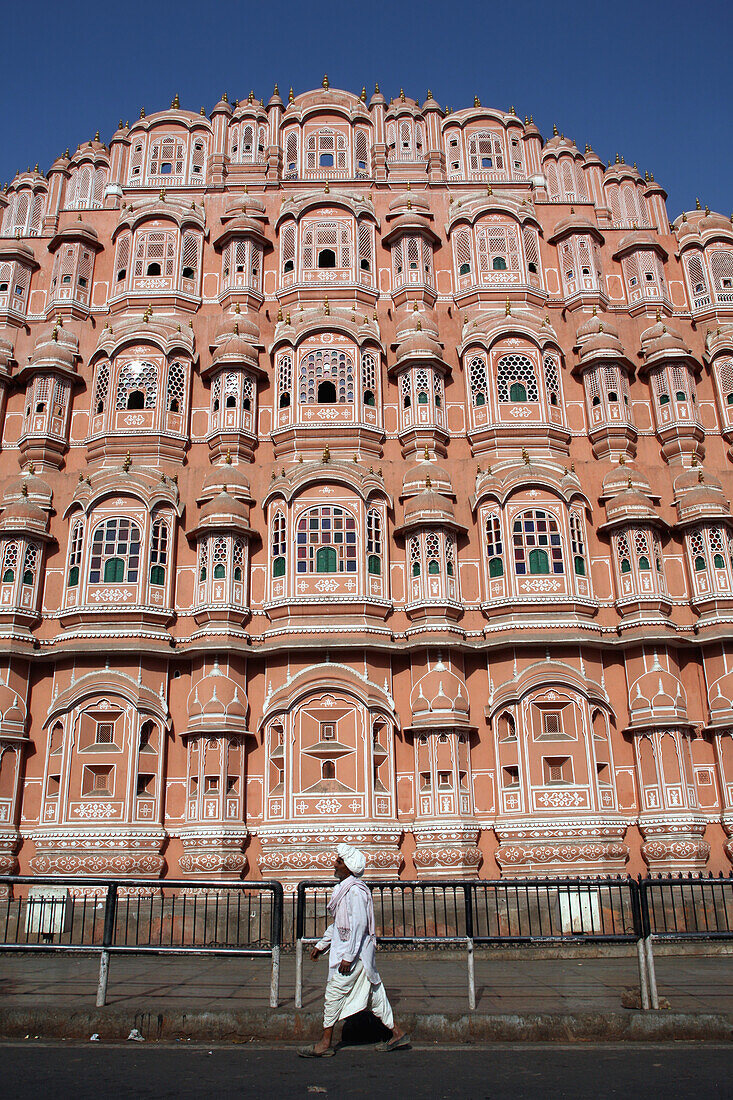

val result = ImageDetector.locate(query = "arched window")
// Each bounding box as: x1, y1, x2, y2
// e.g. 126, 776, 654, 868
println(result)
67, 520, 84, 587
180, 231, 199, 283
301, 220, 352, 271
367, 509, 382, 575
467, 130, 505, 173
149, 517, 169, 587
513, 510, 564, 576
299, 348, 354, 404
468, 355, 489, 408
271, 511, 286, 578
281, 223, 296, 274
497, 354, 539, 403
127, 390, 145, 410
305, 128, 348, 171
278, 354, 292, 408
485, 513, 504, 578
22, 544, 38, 586
89, 518, 141, 584
454, 229, 472, 277
543, 355, 562, 408
296, 506, 357, 574
93, 362, 109, 416
1, 541, 18, 584
166, 361, 186, 414
132, 230, 176, 282
570, 512, 587, 576
116, 360, 158, 410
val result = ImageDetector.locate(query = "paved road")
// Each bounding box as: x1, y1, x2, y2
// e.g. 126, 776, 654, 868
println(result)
1, 1042, 731, 1099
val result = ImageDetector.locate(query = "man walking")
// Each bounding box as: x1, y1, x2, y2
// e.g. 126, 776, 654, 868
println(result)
299, 843, 410, 1057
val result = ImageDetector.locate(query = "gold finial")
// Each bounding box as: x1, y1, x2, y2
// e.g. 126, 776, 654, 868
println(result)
424, 445, 430, 460
522, 448, 530, 465
553, 123, 559, 136
413, 301, 419, 312
487, 185, 493, 196
94, 130, 100, 141
699, 469, 705, 484
705, 204, 710, 215
416, 319, 422, 330
360, 86, 367, 101
427, 89, 433, 100
474, 95, 481, 107
510, 105, 516, 115
619, 454, 625, 465
656, 308, 661, 322
374, 82, 380, 94
592, 305, 597, 316
225, 449, 232, 465
322, 73, 329, 90
525, 115, 530, 125
248, 90, 254, 104
288, 87, 294, 104
324, 297, 330, 315
139, 107, 146, 118
505, 298, 511, 316
353, 453, 358, 462
286, 312, 291, 325
273, 83, 279, 96
645, 170, 649, 181
172, 94, 180, 109
324, 179, 330, 193
159, 188, 166, 201
123, 452, 132, 472
407, 197, 412, 209
200, 106, 206, 115
21, 483, 28, 497
696, 197, 702, 210
234, 302, 241, 313
682, 211, 687, 222
322, 444, 331, 462
222, 92, 228, 103
118, 120, 124, 130
277, 304, 283, 322
400, 88, 406, 102
426, 474, 432, 488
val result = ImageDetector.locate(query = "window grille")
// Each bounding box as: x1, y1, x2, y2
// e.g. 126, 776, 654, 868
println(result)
114, 234, 131, 284
401, 372, 413, 409
545, 161, 559, 199
299, 348, 354, 404
305, 128, 348, 171
585, 369, 600, 405
180, 231, 199, 281
22, 543, 38, 584
149, 518, 169, 586
271, 512, 286, 577
284, 131, 298, 175
652, 369, 670, 403
523, 227, 540, 275
355, 130, 369, 173
1, 541, 18, 583
296, 506, 357, 574
367, 509, 382, 575
52, 378, 69, 415
166, 361, 186, 413
485, 514, 503, 556
128, 142, 145, 181
497, 353, 539, 403
570, 512, 586, 576
89, 518, 142, 584
133, 230, 176, 279
542, 712, 561, 736
710, 250, 733, 297
468, 355, 489, 407
467, 130, 504, 172
280, 224, 296, 274
445, 533, 456, 577
617, 532, 631, 574
716, 358, 733, 404
513, 510, 564, 575
425, 531, 441, 573
358, 222, 373, 271
672, 365, 692, 401
95, 722, 114, 745
453, 229, 472, 276
67, 520, 84, 586
361, 352, 377, 398
434, 372, 444, 409
409, 536, 421, 576
278, 354, 292, 406
212, 536, 227, 580
543, 355, 562, 405
148, 136, 185, 179
115, 360, 158, 410
476, 224, 520, 278
233, 537, 245, 581
30, 194, 44, 235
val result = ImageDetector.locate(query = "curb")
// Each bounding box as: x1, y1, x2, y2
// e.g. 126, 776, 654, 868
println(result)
1, 1008, 731, 1044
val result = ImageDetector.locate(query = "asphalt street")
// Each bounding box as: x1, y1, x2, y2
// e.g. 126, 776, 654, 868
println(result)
0, 1041, 731, 1099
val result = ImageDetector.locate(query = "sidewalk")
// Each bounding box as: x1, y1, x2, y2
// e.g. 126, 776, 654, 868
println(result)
1, 950, 731, 1042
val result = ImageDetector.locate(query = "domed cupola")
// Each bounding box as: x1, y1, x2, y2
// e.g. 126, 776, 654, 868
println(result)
639, 315, 704, 466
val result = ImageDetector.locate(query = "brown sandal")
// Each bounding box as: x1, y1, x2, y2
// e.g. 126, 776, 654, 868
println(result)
298, 1045, 336, 1058
376, 1034, 411, 1051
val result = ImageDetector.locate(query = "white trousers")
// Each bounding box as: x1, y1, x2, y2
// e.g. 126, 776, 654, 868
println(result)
323, 961, 394, 1029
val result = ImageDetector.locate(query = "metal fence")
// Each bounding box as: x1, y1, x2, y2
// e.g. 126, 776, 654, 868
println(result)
640, 874, 733, 1010
0, 876, 284, 1007
295, 877, 650, 1010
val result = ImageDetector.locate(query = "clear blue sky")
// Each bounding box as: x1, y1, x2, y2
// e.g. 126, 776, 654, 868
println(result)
1, 0, 730, 219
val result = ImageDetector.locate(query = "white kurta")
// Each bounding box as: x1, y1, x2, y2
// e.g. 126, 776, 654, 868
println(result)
316, 879, 394, 1029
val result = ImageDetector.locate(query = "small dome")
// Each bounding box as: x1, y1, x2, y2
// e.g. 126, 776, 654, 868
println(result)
674, 464, 723, 496
388, 190, 431, 215
199, 490, 250, 525
601, 462, 653, 500
187, 660, 248, 732
410, 660, 471, 726
200, 463, 251, 502
0, 498, 48, 533
403, 488, 456, 525
394, 326, 444, 363
403, 460, 453, 499
640, 319, 690, 361
3, 469, 52, 509
604, 485, 658, 524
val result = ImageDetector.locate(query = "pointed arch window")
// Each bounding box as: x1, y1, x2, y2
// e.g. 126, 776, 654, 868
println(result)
299, 348, 354, 404
116, 360, 158, 410
1, 541, 18, 584
149, 517, 169, 587
367, 509, 382, 575
67, 520, 84, 587
485, 513, 504, 577
570, 512, 587, 576
468, 355, 489, 407
497, 354, 538, 403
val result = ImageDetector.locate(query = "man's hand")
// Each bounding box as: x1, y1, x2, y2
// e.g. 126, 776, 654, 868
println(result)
338, 959, 353, 975
310, 946, 323, 961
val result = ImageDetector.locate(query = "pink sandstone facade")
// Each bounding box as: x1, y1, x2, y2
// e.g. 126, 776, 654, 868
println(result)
0, 82, 732, 890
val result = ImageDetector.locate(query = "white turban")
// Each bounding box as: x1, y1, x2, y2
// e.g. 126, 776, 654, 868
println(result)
337, 843, 367, 876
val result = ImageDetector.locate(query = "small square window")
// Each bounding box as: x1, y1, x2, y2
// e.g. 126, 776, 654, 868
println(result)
96, 722, 114, 745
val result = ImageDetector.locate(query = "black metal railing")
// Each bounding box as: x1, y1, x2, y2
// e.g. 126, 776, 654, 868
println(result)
639, 874, 733, 1009
294, 877, 648, 1010
0, 876, 284, 1007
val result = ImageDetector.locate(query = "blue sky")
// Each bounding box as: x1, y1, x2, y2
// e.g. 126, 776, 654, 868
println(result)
1, 0, 730, 218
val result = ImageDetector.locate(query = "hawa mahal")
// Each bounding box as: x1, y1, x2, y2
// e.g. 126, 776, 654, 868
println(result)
0, 81, 732, 889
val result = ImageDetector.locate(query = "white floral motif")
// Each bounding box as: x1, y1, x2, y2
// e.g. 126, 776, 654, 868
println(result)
73, 802, 117, 818
315, 798, 341, 814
